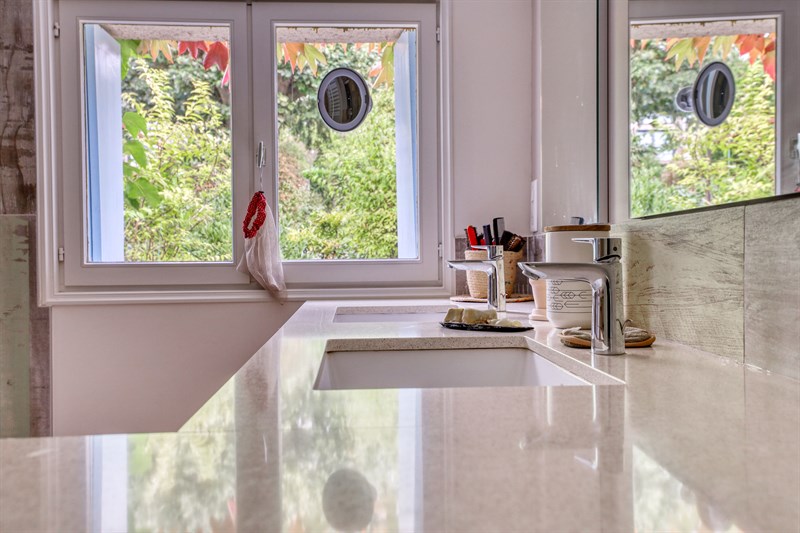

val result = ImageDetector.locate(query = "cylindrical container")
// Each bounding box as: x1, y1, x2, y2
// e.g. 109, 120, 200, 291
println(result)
464, 249, 488, 299
464, 248, 524, 299
528, 279, 548, 321
545, 224, 610, 328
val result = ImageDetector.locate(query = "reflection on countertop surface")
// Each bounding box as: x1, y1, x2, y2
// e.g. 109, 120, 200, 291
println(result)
1, 300, 798, 532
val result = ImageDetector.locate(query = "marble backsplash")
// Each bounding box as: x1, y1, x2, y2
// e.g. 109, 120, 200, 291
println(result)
614, 195, 800, 380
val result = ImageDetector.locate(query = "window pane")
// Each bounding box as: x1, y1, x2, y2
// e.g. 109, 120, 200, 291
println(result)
275, 26, 419, 260
629, 18, 777, 217
83, 23, 233, 263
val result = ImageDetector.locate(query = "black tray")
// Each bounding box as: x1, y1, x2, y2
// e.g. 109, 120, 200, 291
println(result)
440, 322, 534, 333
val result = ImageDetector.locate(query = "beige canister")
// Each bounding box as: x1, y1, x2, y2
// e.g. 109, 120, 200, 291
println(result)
545, 224, 610, 328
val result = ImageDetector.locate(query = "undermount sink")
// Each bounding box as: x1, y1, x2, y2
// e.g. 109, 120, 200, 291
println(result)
332, 305, 455, 323
314, 337, 623, 391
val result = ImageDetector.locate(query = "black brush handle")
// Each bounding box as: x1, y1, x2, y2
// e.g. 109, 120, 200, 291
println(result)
500, 230, 514, 249
483, 224, 493, 245
493, 218, 505, 245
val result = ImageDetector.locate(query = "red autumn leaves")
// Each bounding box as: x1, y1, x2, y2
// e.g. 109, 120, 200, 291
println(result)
177, 41, 230, 85
632, 32, 777, 82
735, 34, 776, 81
143, 40, 231, 86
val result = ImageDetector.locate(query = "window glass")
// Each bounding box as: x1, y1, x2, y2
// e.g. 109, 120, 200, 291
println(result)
275, 26, 419, 261
83, 23, 233, 263
629, 18, 777, 217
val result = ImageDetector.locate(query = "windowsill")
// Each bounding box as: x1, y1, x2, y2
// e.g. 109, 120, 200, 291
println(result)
41, 284, 452, 306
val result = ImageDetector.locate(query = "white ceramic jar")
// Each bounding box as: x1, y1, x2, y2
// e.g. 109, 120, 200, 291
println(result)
544, 224, 610, 328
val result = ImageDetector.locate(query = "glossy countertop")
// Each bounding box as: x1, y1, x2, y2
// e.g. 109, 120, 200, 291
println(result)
1, 300, 799, 532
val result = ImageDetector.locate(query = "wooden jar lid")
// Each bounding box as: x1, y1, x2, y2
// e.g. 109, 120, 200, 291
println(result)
544, 224, 611, 233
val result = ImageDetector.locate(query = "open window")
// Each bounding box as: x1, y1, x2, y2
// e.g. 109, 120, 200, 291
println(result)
58, 1, 251, 289
47, 1, 443, 300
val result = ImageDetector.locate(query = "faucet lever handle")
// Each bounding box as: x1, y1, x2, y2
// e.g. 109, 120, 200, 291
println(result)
572, 237, 622, 262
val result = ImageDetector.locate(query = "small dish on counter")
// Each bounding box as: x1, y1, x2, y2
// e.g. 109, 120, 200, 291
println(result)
440, 322, 534, 333
441, 308, 533, 332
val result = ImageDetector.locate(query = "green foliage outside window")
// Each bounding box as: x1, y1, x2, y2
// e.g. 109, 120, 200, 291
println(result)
279, 87, 398, 260
276, 43, 401, 260
121, 58, 232, 262
118, 36, 401, 262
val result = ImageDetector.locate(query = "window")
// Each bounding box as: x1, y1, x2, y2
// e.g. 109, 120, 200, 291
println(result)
275, 26, 419, 262
58, 1, 251, 289
252, 3, 440, 289
48, 1, 442, 299
83, 22, 235, 264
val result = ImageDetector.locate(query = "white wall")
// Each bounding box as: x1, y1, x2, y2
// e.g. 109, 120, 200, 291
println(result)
538, 0, 599, 227
451, 0, 599, 235
452, 0, 533, 237
51, 301, 301, 436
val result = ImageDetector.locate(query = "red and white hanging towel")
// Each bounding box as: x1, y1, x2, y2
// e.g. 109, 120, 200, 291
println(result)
236, 192, 286, 297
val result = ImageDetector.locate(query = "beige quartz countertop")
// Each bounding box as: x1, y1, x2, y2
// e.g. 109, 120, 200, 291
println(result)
1, 299, 798, 532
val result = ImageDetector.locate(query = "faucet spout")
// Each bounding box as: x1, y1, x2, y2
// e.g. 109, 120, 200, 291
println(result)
518, 239, 625, 356
447, 245, 506, 313
447, 260, 495, 274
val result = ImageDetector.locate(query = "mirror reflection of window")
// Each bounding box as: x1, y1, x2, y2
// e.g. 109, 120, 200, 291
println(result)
628, 18, 777, 218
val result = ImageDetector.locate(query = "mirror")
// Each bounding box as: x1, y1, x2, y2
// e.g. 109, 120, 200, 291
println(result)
675, 61, 736, 127
693, 62, 736, 126
624, 1, 800, 219
317, 68, 372, 132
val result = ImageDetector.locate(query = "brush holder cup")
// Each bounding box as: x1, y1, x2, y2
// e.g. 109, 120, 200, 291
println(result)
464, 249, 524, 299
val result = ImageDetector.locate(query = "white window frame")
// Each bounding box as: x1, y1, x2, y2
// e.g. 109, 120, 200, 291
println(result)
57, 1, 251, 289
34, 0, 454, 304
253, 3, 441, 291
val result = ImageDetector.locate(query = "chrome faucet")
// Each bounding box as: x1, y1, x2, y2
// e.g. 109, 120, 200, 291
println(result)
518, 238, 625, 355
447, 245, 506, 313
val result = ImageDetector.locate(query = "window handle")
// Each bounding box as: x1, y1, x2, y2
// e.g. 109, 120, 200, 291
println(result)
256, 141, 266, 191
256, 141, 267, 169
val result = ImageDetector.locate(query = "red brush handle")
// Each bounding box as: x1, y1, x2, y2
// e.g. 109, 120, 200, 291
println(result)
467, 226, 479, 247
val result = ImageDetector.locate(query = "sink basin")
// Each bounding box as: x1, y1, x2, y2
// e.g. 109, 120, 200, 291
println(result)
314, 337, 622, 391
333, 305, 454, 323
